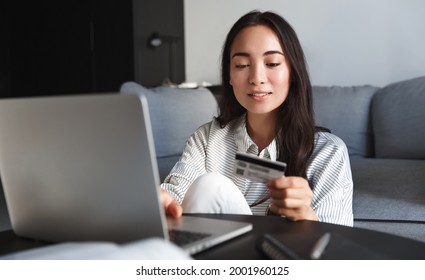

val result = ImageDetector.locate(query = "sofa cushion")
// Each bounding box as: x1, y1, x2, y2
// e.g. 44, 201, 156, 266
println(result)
351, 157, 425, 222
313, 85, 378, 157
372, 76, 425, 159
120, 82, 218, 159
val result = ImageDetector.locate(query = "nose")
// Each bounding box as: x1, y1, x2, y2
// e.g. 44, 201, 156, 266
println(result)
248, 63, 266, 85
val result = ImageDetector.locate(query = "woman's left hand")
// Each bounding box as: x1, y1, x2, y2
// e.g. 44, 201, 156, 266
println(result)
266, 176, 318, 221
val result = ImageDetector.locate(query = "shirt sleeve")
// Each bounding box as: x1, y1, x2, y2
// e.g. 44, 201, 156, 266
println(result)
160, 123, 211, 203
308, 133, 354, 226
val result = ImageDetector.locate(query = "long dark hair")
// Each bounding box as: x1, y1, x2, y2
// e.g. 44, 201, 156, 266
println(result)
217, 10, 319, 178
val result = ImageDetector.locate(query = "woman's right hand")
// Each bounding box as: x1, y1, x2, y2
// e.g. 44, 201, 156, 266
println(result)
160, 189, 183, 218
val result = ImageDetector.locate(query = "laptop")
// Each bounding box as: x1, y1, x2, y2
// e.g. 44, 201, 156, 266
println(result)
0, 93, 252, 255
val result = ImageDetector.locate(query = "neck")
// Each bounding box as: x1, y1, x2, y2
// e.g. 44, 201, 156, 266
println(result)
246, 112, 277, 153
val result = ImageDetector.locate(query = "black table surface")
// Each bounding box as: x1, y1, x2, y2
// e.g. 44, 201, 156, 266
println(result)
1, 214, 425, 260
191, 214, 425, 260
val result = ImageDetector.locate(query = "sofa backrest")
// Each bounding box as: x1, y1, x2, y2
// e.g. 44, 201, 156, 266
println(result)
120, 82, 218, 159
372, 76, 425, 159
313, 85, 379, 158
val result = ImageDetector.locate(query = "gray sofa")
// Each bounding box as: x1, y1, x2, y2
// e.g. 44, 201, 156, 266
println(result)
0, 77, 424, 244
313, 76, 425, 243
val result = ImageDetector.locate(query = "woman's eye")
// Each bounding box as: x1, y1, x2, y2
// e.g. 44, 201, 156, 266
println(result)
235, 64, 249, 69
267, 63, 281, 68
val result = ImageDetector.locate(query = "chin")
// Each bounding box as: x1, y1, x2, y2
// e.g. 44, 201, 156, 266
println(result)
246, 106, 279, 116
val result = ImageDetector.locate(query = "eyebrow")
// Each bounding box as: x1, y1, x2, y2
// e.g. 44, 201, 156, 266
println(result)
231, 50, 284, 58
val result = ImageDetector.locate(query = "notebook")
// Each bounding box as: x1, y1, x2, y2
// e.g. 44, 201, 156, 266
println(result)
0, 93, 252, 255
257, 232, 388, 260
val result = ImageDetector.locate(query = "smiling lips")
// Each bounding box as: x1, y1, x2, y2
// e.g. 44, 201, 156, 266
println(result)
248, 91, 271, 97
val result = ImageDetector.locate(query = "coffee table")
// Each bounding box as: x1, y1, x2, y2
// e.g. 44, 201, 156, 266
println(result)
1, 214, 424, 259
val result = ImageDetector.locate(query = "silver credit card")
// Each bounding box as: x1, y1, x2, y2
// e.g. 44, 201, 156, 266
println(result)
234, 152, 286, 183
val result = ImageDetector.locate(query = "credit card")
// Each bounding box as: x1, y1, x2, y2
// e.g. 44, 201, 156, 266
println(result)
234, 152, 286, 183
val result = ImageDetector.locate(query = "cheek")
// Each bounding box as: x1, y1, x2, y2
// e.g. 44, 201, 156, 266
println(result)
269, 68, 291, 85
229, 71, 245, 88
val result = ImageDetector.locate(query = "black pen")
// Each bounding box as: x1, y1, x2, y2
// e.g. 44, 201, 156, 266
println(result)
310, 232, 331, 260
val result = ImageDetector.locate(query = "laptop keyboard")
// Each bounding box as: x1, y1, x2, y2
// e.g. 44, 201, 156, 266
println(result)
168, 229, 211, 246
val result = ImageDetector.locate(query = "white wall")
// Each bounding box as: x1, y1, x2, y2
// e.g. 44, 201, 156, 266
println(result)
184, 0, 425, 86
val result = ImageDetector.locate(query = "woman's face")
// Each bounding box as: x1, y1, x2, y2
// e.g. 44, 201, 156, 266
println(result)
229, 24, 291, 117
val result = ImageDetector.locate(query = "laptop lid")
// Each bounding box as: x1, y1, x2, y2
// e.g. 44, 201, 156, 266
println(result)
0, 93, 252, 254
0, 94, 167, 243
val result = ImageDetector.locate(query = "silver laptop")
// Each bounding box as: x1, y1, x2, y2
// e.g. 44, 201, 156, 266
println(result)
0, 93, 252, 255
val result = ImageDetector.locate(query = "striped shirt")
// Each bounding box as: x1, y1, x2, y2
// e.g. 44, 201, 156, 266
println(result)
161, 114, 354, 226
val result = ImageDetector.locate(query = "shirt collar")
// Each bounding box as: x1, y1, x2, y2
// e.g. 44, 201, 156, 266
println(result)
233, 114, 278, 160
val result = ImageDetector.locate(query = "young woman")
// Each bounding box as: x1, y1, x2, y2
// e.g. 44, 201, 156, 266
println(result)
160, 10, 353, 226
